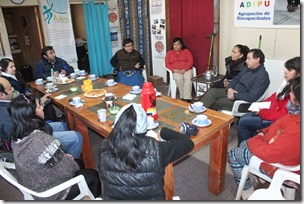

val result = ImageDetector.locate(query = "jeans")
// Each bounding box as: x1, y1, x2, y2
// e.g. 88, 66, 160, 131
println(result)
237, 112, 272, 146
117, 70, 144, 88
49, 122, 83, 158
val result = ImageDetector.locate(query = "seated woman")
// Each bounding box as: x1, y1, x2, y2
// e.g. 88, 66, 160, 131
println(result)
211, 44, 249, 88
98, 103, 194, 200
165, 37, 194, 102
228, 77, 300, 200
8, 94, 101, 200
237, 56, 300, 145
110, 38, 145, 88
0, 58, 62, 122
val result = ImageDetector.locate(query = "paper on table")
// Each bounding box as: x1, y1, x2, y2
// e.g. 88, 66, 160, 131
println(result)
248, 101, 271, 112
54, 95, 67, 100
122, 93, 137, 100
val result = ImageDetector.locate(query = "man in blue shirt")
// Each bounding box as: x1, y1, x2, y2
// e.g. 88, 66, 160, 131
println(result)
33, 46, 74, 80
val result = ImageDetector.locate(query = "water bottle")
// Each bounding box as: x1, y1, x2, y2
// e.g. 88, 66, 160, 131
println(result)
51, 67, 56, 85
140, 82, 158, 120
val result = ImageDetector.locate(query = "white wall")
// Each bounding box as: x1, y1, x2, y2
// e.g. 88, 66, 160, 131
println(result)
219, 1, 300, 75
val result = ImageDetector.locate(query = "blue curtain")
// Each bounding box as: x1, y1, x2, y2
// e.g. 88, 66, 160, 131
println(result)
83, 0, 112, 76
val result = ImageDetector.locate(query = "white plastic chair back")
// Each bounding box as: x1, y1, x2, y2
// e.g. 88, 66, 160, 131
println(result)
0, 161, 95, 200
164, 63, 197, 98
248, 169, 300, 200
235, 156, 300, 200
142, 66, 148, 82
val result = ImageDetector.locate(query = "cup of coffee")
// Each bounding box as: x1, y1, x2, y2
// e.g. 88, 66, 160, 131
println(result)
74, 69, 80, 75
79, 70, 85, 75
45, 82, 54, 92
89, 74, 97, 80
35, 78, 44, 85
106, 79, 115, 86
196, 114, 208, 125
193, 102, 204, 111
70, 73, 76, 79
97, 109, 107, 122
72, 96, 81, 104
132, 85, 140, 93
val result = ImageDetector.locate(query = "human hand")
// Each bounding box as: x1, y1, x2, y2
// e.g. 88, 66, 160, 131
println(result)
41, 93, 51, 103
227, 88, 237, 100
60, 69, 67, 75
66, 154, 74, 160
223, 79, 229, 88
180, 69, 186, 74
257, 132, 264, 137
134, 62, 141, 69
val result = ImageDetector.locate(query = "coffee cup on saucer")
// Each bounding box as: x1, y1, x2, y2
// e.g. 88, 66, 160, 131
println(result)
132, 85, 140, 93
89, 74, 97, 81
196, 114, 208, 125
72, 96, 81, 104
70, 73, 76, 79
193, 102, 204, 111
74, 69, 80, 75
79, 70, 86, 75
106, 79, 115, 86
35, 78, 44, 85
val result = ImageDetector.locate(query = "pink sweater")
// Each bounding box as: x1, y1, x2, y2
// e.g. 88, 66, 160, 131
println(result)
165, 49, 193, 71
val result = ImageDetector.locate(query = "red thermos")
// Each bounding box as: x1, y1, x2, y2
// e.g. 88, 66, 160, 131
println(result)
140, 82, 158, 120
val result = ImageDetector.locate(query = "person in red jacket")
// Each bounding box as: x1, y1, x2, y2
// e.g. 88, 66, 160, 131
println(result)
165, 37, 194, 102
228, 76, 300, 200
237, 56, 300, 145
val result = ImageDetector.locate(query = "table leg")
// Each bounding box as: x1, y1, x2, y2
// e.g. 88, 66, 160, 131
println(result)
74, 117, 95, 169
164, 163, 174, 200
208, 126, 229, 195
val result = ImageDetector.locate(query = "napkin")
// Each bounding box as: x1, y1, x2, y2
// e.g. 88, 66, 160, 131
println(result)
76, 76, 86, 80
54, 95, 67, 100
122, 93, 137, 100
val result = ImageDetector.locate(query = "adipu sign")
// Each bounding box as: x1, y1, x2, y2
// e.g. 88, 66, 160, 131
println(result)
234, 0, 300, 28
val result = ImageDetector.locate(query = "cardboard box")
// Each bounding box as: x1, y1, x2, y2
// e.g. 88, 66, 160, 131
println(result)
148, 75, 163, 86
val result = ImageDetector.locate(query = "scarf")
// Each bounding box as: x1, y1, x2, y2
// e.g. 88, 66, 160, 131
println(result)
286, 100, 300, 115
1, 72, 18, 81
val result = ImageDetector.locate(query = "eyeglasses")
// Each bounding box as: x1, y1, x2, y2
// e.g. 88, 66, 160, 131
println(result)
124, 44, 134, 48
21, 94, 31, 104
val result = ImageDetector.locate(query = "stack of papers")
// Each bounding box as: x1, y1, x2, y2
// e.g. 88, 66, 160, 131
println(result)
122, 93, 137, 100
248, 101, 271, 112
54, 95, 67, 100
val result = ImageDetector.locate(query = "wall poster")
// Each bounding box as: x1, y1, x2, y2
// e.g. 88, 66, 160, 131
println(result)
234, 0, 300, 28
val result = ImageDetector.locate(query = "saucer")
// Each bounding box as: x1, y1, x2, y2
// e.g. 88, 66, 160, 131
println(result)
130, 89, 141, 94
78, 72, 86, 76
89, 77, 99, 81
69, 100, 85, 107
147, 122, 159, 130
192, 118, 212, 127
188, 105, 206, 114
46, 87, 59, 93
105, 82, 117, 87
35, 82, 44, 85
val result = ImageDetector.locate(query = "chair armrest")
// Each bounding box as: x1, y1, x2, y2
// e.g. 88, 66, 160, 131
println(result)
231, 100, 251, 117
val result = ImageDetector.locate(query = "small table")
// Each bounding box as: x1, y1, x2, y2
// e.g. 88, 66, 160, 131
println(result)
193, 74, 224, 96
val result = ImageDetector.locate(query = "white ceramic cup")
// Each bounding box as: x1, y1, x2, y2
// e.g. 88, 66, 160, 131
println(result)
106, 79, 115, 86
59, 74, 66, 79
196, 114, 208, 125
89, 74, 97, 80
97, 109, 107, 122
72, 96, 81, 104
193, 102, 204, 111
35, 78, 43, 85
45, 82, 54, 90
46, 76, 53, 82
79, 70, 85, 75
74, 69, 80, 75
70, 73, 76, 79
147, 116, 154, 128
132, 85, 140, 93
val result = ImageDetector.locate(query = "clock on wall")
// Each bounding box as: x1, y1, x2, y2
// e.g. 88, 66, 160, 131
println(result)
10, 0, 25, 4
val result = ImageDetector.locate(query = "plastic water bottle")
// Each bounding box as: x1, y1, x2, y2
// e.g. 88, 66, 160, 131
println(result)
51, 67, 56, 84
140, 82, 158, 120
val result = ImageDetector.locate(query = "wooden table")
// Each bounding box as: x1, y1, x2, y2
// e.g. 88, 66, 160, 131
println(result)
28, 77, 234, 199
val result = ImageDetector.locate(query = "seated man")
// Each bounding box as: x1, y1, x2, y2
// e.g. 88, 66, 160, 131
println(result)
33, 46, 74, 80
200, 49, 270, 111
0, 77, 82, 158
110, 38, 145, 88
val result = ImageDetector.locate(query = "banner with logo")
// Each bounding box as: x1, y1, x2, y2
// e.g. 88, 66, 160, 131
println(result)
234, 0, 300, 28
39, 0, 78, 63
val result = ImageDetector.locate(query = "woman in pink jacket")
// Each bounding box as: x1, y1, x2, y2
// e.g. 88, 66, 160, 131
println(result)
228, 76, 300, 200
237, 56, 300, 145
165, 37, 194, 102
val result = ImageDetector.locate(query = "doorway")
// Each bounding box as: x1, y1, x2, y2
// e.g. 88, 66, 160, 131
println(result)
2, 7, 43, 70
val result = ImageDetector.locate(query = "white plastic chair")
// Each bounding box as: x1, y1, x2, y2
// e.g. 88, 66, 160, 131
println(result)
164, 64, 197, 98
248, 169, 300, 200
236, 156, 300, 200
220, 86, 269, 117
0, 161, 96, 200
142, 66, 148, 82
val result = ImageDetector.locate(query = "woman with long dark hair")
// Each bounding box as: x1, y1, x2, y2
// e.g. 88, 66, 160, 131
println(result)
98, 103, 194, 200
237, 56, 300, 145
8, 95, 101, 200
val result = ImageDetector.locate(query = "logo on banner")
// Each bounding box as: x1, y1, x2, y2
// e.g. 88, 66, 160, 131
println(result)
42, 0, 70, 24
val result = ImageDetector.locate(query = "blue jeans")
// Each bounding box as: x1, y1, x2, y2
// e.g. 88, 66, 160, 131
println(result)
117, 70, 144, 88
237, 112, 272, 146
49, 122, 83, 158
